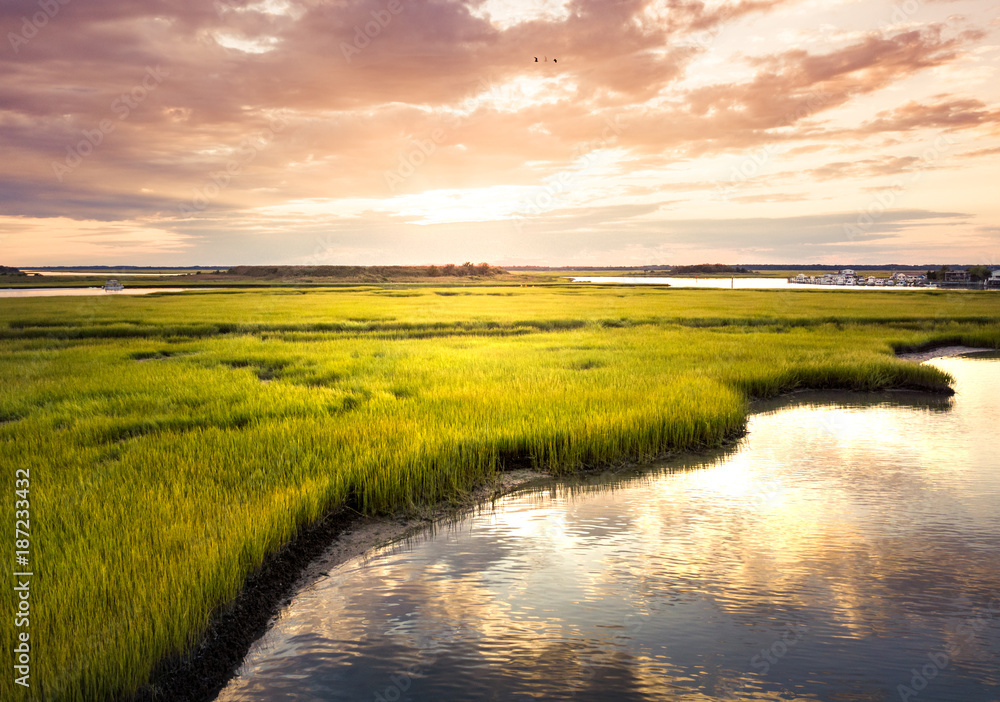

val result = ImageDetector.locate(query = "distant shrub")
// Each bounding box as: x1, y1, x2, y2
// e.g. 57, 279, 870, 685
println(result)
226, 264, 507, 279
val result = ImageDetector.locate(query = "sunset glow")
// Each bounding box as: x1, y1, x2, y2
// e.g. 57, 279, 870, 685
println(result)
3, 0, 999, 265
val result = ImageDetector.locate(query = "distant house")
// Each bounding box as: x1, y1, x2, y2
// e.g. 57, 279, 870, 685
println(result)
104, 279, 124, 292
840, 269, 856, 276
987, 270, 1000, 289
944, 269, 970, 283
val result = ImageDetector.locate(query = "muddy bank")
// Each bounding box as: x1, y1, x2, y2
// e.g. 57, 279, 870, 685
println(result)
130, 443, 735, 702
126, 347, 993, 701
126, 469, 549, 702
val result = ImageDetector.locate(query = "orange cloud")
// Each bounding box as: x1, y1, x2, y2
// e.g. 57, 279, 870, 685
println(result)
1, 0, 998, 264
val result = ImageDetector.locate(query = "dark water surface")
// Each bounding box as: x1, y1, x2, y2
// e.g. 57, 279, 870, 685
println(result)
568, 276, 934, 290
218, 355, 1000, 702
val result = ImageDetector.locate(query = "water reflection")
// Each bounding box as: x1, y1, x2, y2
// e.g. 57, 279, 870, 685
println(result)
218, 357, 1000, 701
0, 287, 207, 298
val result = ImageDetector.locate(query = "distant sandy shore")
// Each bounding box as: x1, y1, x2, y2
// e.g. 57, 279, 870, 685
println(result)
896, 345, 996, 363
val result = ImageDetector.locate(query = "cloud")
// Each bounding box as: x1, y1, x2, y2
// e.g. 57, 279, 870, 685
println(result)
632, 25, 990, 157
959, 145, 1000, 158
0, 0, 998, 264
854, 97, 1000, 134
804, 156, 926, 180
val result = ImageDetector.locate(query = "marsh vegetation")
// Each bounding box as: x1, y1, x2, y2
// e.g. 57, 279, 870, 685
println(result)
2, 285, 999, 700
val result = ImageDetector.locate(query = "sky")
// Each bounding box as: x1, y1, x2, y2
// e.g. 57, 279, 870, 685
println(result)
1, 0, 999, 267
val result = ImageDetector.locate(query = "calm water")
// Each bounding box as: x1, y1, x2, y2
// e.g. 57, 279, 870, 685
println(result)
570, 276, 932, 290
20, 270, 192, 277
0, 287, 208, 298
218, 354, 1000, 702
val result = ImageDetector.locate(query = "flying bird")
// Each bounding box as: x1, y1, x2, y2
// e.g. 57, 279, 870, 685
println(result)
534, 57, 557, 62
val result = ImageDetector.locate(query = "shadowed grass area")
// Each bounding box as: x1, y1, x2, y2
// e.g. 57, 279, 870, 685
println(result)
1, 285, 999, 700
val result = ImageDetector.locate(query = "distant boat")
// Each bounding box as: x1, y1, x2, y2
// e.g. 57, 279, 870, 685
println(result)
104, 279, 124, 292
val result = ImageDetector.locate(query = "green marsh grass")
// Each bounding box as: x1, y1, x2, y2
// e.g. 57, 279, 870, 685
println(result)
2, 285, 999, 700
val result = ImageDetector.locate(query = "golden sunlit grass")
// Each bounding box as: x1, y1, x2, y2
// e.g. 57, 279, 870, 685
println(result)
2, 285, 999, 700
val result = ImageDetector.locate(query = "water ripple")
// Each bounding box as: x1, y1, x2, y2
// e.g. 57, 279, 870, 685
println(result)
218, 356, 1000, 701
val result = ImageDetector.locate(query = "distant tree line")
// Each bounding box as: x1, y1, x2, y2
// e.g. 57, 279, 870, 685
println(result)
425, 262, 504, 277
669, 264, 753, 275
926, 266, 994, 282
226, 264, 507, 278
505, 265, 673, 271
0, 266, 25, 276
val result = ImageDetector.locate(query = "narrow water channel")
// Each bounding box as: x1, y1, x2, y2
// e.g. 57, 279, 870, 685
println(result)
218, 354, 1000, 701
568, 276, 940, 290
0, 288, 207, 297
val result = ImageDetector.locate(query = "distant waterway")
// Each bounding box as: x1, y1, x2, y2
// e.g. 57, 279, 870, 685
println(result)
0, 287, 207, 298
20, 270, 194, 277
571, 276, 932, 289
217, 353, 1000, 701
